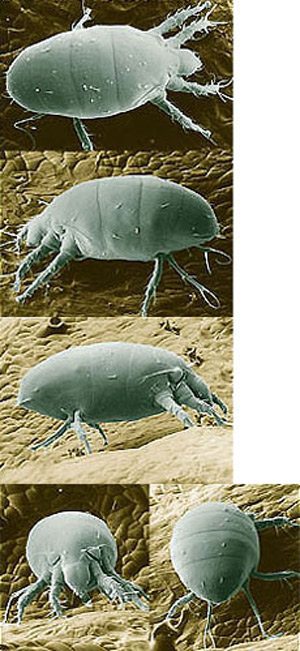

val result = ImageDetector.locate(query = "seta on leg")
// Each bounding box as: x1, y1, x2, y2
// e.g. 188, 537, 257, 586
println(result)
151, 1, 211, 36
73, 117, 94, 151
151, 95, 213, 142
141, 254, 164, 317
165, 253, 220, 309
254, 516, 300, 531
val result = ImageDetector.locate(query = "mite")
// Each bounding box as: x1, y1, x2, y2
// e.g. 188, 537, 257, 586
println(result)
12, 175, 230, 314
3, 510, 149, 623
161, 502, 300, 648
6, 1, 231, 150
17, 342, 229, 455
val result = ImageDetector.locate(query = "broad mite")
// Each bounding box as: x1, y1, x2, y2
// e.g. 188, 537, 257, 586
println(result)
6, 2, 231, 150
3, 511, 149, 623
17, 342, 229, 455
157, 502, 300, 648
11, 175, 230, 313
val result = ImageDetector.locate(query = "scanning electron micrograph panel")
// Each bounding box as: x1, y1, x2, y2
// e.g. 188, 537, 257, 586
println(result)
149, 484, 300, 651
1, 0, 232, 151
0, 483, 149, 651
0, 149, 232, 317
0, 316, 233, 484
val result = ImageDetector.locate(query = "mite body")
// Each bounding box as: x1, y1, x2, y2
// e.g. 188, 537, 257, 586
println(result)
17, 342, 229, 454
13, 175, 230, 314
6, 2, 231, 150
4, 510, 149, 623
164, 502, 300, 647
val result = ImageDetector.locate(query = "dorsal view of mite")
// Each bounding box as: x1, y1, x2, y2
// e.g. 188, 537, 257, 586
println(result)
3, 511, 149, 624
12, 175, 230, 314
17, 342, 229, 455
156, 502, 300, 648
6, 1, 231, 150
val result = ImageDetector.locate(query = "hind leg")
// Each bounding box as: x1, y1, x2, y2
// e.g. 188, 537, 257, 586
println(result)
88, 422, 108, 447
72, 411, 92, 454
141, 254, 164, 317
254, 516, 300, 531
49, 567, 66, 618
73, 118, 94, 151
31, 418, 72, 451
166, 254, 221, 307
243, 581, 281, 639
151, 95, 212, 142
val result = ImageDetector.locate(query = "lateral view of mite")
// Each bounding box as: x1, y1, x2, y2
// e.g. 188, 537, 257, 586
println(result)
17, 342, 229, 455
4, 511, 149, 623
159, 502, 300, 647
12, 175, 230, 314
6, 1, 231, 150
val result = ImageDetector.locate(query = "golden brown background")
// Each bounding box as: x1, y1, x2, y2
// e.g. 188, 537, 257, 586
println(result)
1, 149, 232, 316
1, 483, 149, 651
150, 484, 300, 651
1, 0, 232, 151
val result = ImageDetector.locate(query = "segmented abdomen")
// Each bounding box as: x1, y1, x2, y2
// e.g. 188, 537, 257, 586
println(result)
171, 503, 260, 604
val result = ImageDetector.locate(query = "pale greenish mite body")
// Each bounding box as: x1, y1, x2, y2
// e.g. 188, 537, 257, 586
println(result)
17, 341, 229, 454
171, 502, 259, 604
164, 502, 300, 647
4, 511, 149, 623
13, 175, 229, 313
6, 1, 231, 149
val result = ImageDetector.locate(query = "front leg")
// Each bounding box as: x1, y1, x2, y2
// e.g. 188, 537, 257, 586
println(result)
168, 77, 232, 102
150, 1, 211, 36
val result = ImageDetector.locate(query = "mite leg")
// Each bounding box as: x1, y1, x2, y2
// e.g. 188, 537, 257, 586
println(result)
14, 232, 60, 292
109, 569, 149, 603
141, 254, 164, 317
151, 94, 213, 142
168, 77, 232, 103
73, 118, 94, 151
49, 567, 66, 618
72, 411, 92, 454
166, 254, 220, 308
154, 390, 195, 428
211, 392, 228, 415
93, 565, 148, 611
5, 579, 47, 624
203, 600, 215, 649
174, 381, 228, 427
169, 5, 226, 47
88, 422, 108, 447
252, 570, 300, 581
254, 516, 300, 531
72, 5, 92, 30
243, 582, 281, 639
3, 579, 46, 624
166, 592, 195, 622
31, 418, 72, 451
150, 1, 211, 36
15, 236, 78, 303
